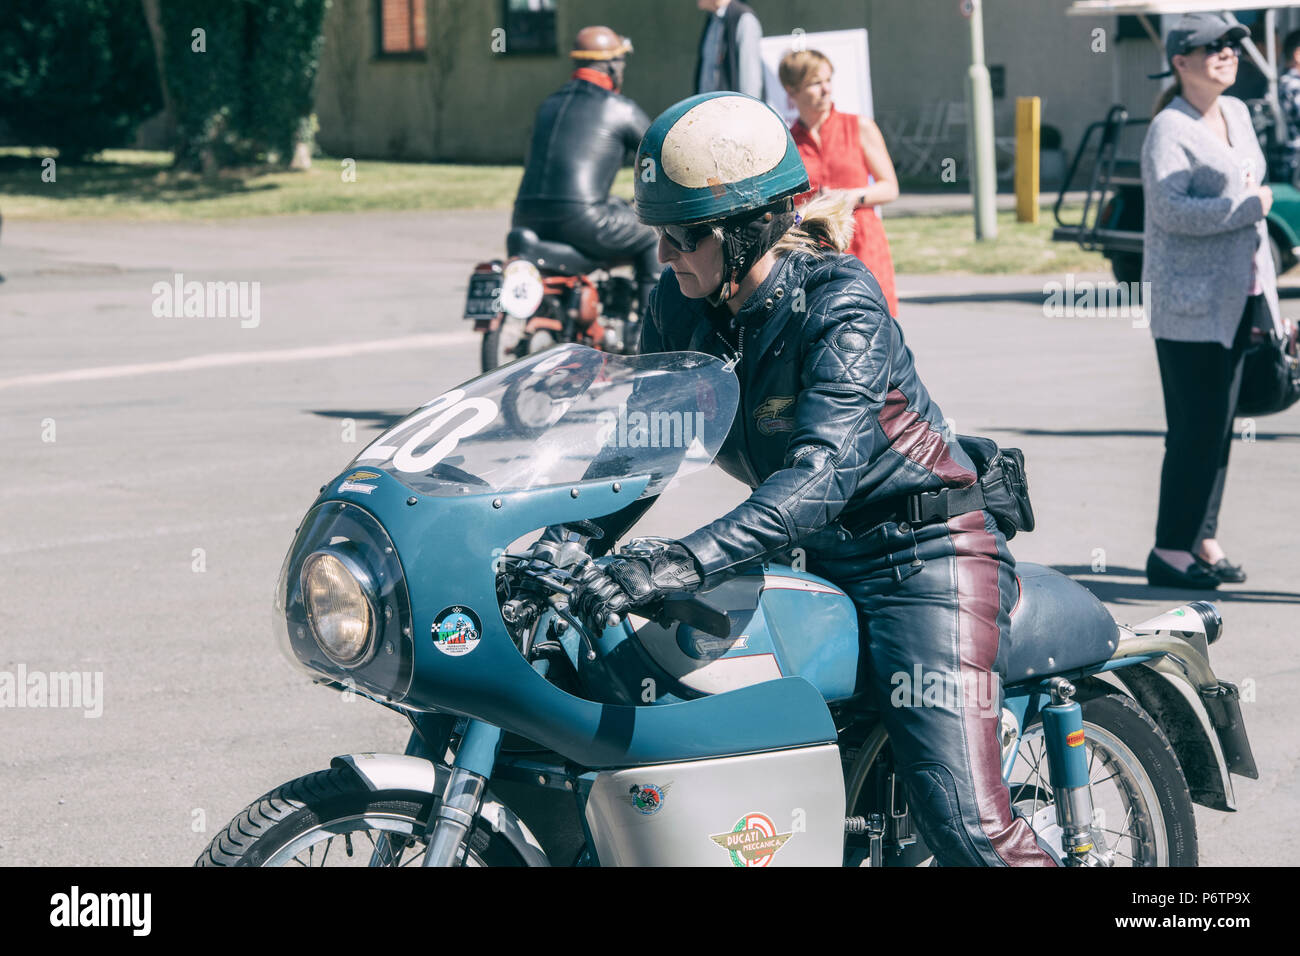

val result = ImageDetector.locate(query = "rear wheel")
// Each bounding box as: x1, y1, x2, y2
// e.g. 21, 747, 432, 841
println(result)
1009, 682, 1198, 866
195, 768, 525, 867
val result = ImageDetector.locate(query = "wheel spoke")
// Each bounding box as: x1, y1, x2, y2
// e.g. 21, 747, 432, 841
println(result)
400, 849, 427, 867
1011, 714, 1171, 868
1095, 826, 1141, 839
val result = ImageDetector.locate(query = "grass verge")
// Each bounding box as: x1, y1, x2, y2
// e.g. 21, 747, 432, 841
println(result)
1, 149, 1106, 275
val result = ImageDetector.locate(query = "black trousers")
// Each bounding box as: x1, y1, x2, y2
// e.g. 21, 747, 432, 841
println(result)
1153, 298, 1257, 550
513, 198, 660, 312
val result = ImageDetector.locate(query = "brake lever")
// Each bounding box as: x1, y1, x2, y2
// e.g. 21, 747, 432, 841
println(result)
553, 602, 598, 662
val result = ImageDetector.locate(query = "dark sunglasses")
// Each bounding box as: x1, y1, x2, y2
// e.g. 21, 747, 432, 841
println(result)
655, 223, 714, 253
1195, 38, 1241, 57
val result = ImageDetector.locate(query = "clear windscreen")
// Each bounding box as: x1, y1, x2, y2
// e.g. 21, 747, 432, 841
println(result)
350, 345, 739, 498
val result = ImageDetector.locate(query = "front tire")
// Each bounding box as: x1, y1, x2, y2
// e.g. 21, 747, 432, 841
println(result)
1010, 681, 1198, 866
195, 768, 525, 867
481, 316, 527, 372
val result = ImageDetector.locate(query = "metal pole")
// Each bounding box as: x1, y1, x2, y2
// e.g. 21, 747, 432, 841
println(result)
1265, 9, 1282, 140
966, 0, 998, 240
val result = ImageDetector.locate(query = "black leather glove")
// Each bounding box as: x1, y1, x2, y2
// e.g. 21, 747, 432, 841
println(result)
569, 537, 703, 634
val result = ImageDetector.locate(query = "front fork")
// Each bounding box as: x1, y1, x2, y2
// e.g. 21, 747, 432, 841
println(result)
404, 660, 556, 866
1040, 677, 1098, 866
421, 718, 504, 866
367, 710, 504, 867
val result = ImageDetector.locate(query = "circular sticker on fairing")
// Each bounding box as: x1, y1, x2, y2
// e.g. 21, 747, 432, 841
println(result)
432, 606, 482, 657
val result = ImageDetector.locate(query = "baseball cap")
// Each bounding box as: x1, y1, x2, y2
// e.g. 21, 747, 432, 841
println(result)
1149, 13, 1249, 79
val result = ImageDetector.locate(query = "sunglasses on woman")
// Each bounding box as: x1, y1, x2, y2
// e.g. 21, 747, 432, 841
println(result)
1196, 38, 1241, 57
655, 223, 714, 253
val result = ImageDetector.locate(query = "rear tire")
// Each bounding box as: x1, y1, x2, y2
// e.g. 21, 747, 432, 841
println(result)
195, 768, 525, 867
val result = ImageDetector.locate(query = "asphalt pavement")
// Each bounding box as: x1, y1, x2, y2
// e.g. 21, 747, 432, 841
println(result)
1, 209, 1295, 865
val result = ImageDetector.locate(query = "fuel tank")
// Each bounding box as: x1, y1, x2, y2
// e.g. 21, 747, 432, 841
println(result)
628, 567, 861, 703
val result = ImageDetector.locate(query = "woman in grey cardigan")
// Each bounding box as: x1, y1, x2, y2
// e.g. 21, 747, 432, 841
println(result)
1141, 12, 1278, 589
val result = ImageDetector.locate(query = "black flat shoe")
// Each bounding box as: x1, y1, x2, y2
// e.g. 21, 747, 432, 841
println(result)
1197, 556, 1247, 584
1146, 551, 1220, 590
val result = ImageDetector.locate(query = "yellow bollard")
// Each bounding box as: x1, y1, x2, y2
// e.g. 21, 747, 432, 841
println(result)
1016, 96, 1040, 224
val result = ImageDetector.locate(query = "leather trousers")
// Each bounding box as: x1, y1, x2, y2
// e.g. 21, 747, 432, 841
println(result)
806, 509, 1059, 866
513, 198, 660, 313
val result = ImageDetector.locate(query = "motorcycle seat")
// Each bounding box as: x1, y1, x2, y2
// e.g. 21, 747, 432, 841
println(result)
1004, 563, 1119, 685
507, 228, 600, 276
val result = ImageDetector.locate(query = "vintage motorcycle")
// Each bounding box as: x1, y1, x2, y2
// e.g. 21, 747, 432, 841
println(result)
198, 345, 1256, 867
464, 228, 641, 373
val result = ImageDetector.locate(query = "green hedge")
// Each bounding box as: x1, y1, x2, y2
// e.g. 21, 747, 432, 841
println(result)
0, 0, 161, 161
161, 0, 329, 169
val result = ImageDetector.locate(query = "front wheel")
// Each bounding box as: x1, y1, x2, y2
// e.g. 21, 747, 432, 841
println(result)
481, 315, 528, 372
195, 767, 524, 867
1009, 682, 1198, 866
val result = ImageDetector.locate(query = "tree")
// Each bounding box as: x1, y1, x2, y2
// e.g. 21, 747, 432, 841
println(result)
0, 0, 161, 161
160, 0, 331, 171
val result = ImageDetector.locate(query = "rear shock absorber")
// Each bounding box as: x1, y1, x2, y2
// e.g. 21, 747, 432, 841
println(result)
1041, 677, 1096, 865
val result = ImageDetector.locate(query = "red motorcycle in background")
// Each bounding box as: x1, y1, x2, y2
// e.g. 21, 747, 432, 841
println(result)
464, 227, 642, 372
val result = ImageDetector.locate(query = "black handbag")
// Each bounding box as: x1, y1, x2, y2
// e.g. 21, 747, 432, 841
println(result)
1237, 298, 1300, 417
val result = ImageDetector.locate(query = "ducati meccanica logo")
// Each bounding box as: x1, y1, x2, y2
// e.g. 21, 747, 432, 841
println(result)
709, 812, 793, 867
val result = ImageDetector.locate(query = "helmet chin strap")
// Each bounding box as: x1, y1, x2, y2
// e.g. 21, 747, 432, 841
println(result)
704, 204, 797, 308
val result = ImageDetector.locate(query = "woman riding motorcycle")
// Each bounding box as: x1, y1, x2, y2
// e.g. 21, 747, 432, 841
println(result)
570, 92, 1057, 866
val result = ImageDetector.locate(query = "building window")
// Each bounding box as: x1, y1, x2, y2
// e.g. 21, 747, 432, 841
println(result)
376, 0, 427, 57
499, 0, 557, 56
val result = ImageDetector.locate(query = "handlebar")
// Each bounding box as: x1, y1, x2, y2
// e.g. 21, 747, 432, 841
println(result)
498, 548, 732, 654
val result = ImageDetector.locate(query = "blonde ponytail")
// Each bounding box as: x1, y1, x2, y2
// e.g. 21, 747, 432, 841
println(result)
1154, 77, 1183, 114
772, 192, 857, 258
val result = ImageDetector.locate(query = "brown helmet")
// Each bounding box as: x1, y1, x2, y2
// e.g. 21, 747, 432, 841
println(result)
570, 25, 633, 61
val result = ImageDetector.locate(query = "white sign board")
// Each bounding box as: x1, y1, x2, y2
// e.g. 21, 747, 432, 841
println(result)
759, 28, 874, 126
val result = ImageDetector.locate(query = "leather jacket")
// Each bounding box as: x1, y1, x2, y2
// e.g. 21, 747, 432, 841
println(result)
514, 77, 650, 210
641, 250, 981, 585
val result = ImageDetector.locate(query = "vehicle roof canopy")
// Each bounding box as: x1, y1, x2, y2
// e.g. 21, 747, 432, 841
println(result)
1067, 1, 1300, 127
1067, 1, 1300, 14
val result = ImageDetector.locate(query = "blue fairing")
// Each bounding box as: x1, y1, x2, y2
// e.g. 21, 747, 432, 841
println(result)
279, 470, 837, 769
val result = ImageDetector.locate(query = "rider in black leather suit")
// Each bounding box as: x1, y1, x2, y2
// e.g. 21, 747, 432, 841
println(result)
512, 26, 660, 315
571, 93, 1059, 866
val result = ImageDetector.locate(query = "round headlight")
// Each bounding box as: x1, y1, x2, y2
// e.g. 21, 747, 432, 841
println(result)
302, 551, 375, 666
500, 258, 544, 319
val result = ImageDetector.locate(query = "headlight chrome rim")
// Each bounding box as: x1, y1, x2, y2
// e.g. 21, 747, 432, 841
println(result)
301, 549, 379, 668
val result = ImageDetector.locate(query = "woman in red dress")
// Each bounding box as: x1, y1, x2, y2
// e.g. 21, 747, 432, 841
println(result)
780, 49, 900, 316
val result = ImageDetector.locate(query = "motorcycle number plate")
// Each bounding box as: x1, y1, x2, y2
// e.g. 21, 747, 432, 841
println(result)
464, 273, 501, 319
